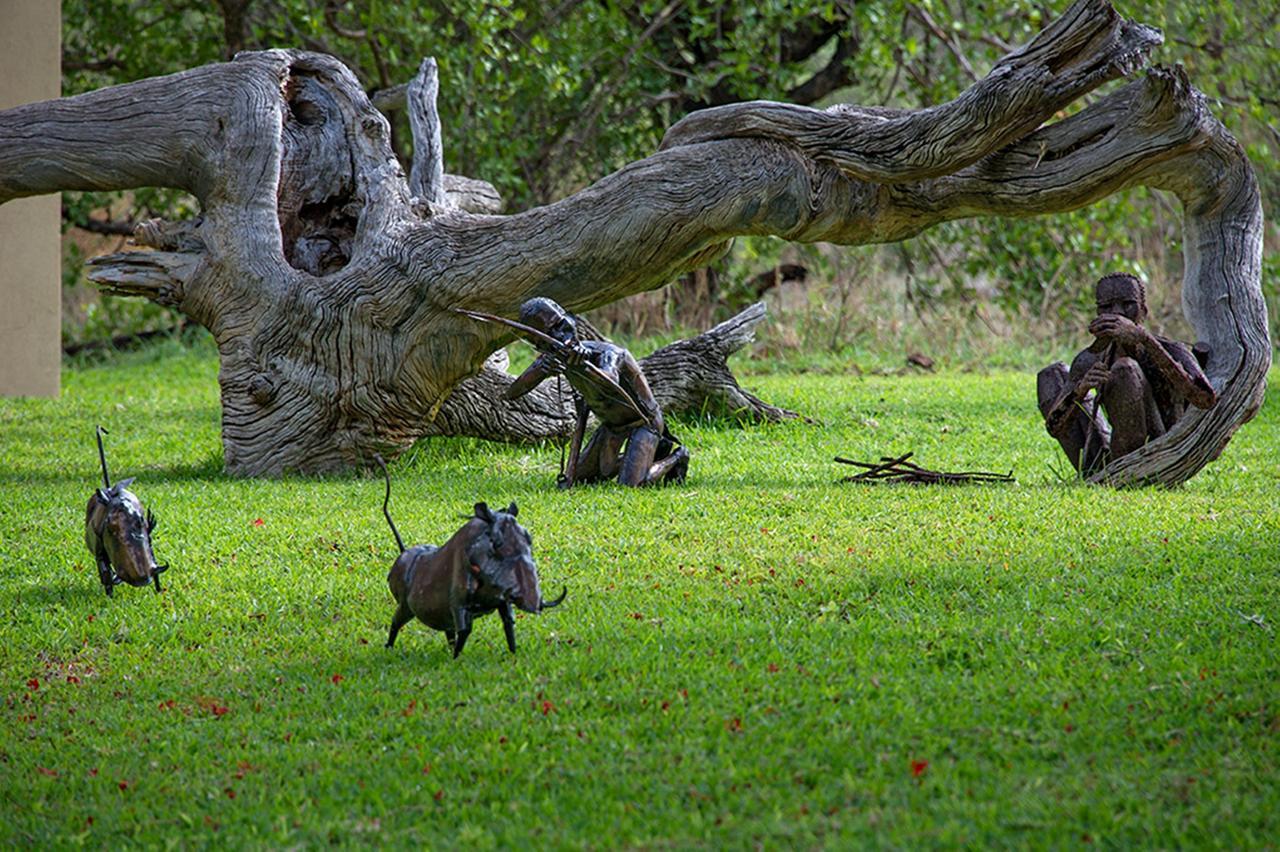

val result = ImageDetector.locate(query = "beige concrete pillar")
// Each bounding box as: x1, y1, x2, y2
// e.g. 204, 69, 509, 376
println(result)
0, 1, 61, 397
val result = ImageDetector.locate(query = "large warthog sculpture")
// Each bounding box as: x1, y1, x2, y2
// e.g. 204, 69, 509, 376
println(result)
375, 456, 565, 658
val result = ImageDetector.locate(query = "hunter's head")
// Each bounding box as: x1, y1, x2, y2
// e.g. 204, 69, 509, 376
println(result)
518, 297, 577, 350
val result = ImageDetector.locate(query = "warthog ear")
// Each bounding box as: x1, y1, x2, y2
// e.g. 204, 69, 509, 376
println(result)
505, 501, 518, 517
474, 502, 494, 522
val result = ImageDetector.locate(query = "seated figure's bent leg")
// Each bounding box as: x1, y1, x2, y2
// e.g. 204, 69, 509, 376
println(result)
574, 425, 625, 484
1036, 362, 1070, 418
1037, 363, 1109, 474
1102, 357, 1160, 458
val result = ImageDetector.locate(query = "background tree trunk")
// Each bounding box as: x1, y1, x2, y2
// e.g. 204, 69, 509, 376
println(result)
0, 0, 1266, 484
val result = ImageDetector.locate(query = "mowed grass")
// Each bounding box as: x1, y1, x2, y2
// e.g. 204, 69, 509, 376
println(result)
1, 337, 1277, 847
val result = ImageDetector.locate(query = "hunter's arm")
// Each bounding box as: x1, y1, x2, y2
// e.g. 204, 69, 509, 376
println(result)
505, 354, 559, 400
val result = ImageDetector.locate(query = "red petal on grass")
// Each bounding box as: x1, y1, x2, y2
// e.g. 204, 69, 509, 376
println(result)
87, 615, 95, 622
36, 766, 58, 777
118, 780, 129, 790
224, 787, 236, 799
910, 760, 928, 778
422, 763, 432, 774
27, 678, 38, 690
89, 768, 98, 777
661, 701, 670, 711
540, 700, 555, 715
433, 790, 444, 801
67, 675, 80, 685
767, 663, 780, 673
252, 518, 265, 527
331, 674, 344, 684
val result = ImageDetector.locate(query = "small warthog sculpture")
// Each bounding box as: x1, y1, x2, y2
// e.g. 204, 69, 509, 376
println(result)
376, 455, 565, 658
85, 426, 168, 595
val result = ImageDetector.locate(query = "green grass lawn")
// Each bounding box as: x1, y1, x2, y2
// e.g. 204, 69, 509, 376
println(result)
2, 338, 1277, 846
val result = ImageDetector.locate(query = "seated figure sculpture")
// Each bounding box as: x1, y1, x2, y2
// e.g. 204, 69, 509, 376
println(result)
505, 298, 690, 488
1037, 272, 1217, 475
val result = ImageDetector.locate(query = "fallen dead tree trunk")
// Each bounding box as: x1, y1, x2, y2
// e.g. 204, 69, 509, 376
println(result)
0, 0, 1265, 482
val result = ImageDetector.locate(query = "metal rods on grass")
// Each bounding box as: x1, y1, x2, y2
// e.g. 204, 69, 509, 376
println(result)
834, 452, 1014, 485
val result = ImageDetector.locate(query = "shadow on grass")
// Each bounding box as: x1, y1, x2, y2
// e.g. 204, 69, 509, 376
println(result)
7, 582, 107, 609
0, 451, 228, 486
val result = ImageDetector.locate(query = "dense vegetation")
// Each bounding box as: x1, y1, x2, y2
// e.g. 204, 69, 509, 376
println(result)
58, 1, 1279, 348
2, 338, 1277, 844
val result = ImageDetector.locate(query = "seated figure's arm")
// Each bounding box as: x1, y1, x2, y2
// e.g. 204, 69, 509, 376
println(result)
504, 353, 559, 400
1149, 339, 1218, 410
1089, 316, 1217, 410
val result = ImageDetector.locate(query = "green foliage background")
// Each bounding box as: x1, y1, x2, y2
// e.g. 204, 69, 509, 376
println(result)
58, 1, 1279, 348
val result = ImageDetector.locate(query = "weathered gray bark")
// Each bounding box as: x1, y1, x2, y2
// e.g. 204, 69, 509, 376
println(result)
0, 0, 1265, 483
406, 57, 447, 209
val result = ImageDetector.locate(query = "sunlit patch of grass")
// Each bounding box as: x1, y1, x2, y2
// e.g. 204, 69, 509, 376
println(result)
1, 340, 1277, 845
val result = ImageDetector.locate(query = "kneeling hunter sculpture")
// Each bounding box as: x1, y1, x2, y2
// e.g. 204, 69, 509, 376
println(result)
1037, 273, 1217, 475
376, 456, 564, 658
463, 298, 690, 488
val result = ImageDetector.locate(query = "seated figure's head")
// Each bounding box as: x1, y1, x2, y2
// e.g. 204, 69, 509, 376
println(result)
518, 297, 577, 349
1095, 272, 1147, 322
